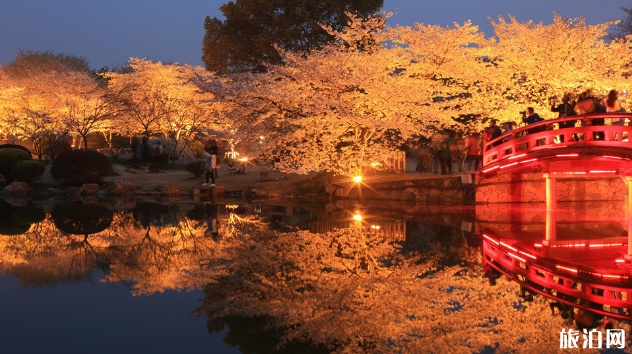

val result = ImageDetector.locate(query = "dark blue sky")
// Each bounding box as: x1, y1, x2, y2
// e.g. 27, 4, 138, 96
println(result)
1, 0, 630, 70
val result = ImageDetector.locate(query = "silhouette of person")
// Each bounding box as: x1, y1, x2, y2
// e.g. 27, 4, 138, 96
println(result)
205, 203, 220, 240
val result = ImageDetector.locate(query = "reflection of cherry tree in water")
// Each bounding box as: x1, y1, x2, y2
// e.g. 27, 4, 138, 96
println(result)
0, 202, 118, 288
404, 222, 482, 267
101, 204, 228, 294
0, 203, 223, 292
1, 204, 624, 351
196, 216, 582, 353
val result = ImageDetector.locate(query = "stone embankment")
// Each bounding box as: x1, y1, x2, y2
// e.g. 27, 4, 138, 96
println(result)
326, 175, 470, 204
2, 173, 475, 204
476, 173, 626, 203
2, 179, 226, 200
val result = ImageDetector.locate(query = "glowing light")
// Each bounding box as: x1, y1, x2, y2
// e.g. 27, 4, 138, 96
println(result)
482, 165, 500, 173
604, 155, 624, 160
482, 234, 499, 245
588, 272, 627, 280
556, 154, 579, 157
353, 214, 362, 221
534, 243, 543, 248
508, 153, 526, 160
370, 225, 381, 229
239, 157, 248, 161
556, 265, 578, 274
588, 243, 624, 248
616, 259, 626, 263
508, 252, 526, 263
353, 176, 362, 183
500, 241, 518, 252
520, 158, 538, 163
519, 250, 537, 260
549, 243, 585, 248
589, 170, 616, 173
500, 162, 518, 169
602, 274, 626, 279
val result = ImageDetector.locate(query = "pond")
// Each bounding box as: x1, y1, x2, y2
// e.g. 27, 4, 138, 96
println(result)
1, 198, 630, 353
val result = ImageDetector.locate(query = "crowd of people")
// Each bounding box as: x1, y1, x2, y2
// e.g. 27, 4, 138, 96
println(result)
418, 89, 627, 175
418, 131, 483, 175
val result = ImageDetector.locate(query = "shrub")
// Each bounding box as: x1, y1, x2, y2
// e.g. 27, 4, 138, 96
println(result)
185, 160, 206, 177
51, 149, 113, 185
0, 148, 32, 183
11, 160, 45, 183
0, 144, 32, 154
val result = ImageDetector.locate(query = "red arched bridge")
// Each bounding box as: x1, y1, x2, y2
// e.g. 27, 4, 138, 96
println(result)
482, 113, 632, 177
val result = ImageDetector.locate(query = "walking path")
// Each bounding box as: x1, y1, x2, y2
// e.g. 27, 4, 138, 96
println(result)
28, 155, 468, 199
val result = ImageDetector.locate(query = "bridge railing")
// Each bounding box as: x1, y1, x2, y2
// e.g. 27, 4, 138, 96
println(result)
483, 113, 632, 167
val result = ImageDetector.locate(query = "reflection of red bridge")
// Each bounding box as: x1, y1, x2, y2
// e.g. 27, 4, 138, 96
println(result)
482, 229, 632, 321
482, 113, 632, 177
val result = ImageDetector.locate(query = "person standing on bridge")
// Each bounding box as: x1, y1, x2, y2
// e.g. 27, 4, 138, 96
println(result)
550, 95, 577, 142
606, 90, 627, 140
521, 107, 544, 130
521, 107, 545, 146
606, 90, 626, 122
483, 119, 502, 147
576, 89, 605, 140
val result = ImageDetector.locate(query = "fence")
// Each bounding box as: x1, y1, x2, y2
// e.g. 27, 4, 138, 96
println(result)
483, 113, 632, 167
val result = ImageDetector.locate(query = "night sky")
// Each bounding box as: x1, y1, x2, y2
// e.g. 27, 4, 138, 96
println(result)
1, 0, 630, 70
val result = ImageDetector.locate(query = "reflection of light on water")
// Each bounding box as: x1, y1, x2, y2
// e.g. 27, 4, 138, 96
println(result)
9, 200, 620, 352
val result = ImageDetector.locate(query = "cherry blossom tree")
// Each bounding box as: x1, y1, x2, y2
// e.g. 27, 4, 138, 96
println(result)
105, 59, 218, 160
476, 14, 632, 122
0, 85, 26, 144
53, 71, 117, 150
1, 84, 67, 159
230, 12, 632, 176
220, 14, 425, 175
0, 52, 99, 155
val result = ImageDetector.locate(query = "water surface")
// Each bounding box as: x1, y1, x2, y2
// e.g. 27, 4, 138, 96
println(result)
1, 198, 629, 353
